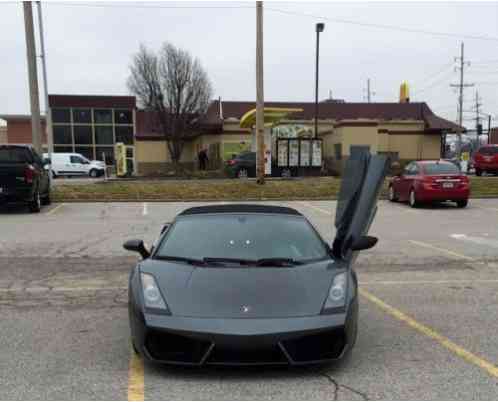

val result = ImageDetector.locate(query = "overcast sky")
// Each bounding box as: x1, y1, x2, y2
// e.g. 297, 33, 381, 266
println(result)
2, 1, 498, 128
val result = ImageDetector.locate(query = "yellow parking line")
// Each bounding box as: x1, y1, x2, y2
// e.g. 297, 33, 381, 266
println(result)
408, 240, 475, 261
45, 203, 64, 216
360, 288, 498, 380
128, 350, 144, 401
296, 201, 332, 216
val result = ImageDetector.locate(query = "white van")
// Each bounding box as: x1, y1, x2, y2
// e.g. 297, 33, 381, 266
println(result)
43, 153, 105, 178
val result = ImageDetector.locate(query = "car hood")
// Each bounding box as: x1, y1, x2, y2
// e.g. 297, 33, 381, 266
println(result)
140, 259, 341, 318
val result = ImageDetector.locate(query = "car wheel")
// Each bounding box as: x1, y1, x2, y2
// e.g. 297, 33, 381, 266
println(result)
41, 191, 51, 206
475, 168, 482, 177
456, 199, 468, 208
51, 170, 57, 179
89, 169, 98, 178
237, 168, 248, 179
409, 189, 418, 208
131, 340, 140, 355
388, 185, 398, 202
29, 189, 41, 213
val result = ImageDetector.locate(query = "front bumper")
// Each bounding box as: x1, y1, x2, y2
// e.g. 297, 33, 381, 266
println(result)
132, 307, 356, 366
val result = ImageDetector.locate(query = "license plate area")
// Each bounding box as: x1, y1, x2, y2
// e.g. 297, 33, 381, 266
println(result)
442, 182, 454, 189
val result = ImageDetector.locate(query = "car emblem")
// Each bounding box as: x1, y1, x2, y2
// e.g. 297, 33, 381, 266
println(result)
241, 305, 251, 313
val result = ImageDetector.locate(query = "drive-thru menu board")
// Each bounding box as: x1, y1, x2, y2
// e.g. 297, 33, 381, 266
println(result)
300, 141, 310, 166
277, 140, 288, 166
289, 140, 299, 166
312, 140, 322, 167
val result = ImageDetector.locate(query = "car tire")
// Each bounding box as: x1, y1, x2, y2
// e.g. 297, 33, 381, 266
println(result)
456, 199, 468, 208
237, 168, 248, 179
409, 189, 418, 208
89, 169, 99, 178
29, 189, 41, 213
131, 340, 140, 355
388, 185, 398, 202
475, 168, 482, 177
41, 191, 51, 206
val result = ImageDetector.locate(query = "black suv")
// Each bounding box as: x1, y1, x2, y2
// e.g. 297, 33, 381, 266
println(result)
0, 145, 51, 212
225, 151, 256, 178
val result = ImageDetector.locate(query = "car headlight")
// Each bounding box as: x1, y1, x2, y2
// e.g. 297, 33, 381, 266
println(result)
322, 272, 347, 313
140, 272, 169, 313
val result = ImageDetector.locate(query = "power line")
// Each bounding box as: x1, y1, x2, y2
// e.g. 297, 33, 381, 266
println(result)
265, 7, 498, 42
412, 70, 455, 95
412, 62, 455, 87
47, 2, 254, 10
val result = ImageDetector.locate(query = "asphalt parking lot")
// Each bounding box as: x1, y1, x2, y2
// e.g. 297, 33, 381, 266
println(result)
1, 199, 498, 400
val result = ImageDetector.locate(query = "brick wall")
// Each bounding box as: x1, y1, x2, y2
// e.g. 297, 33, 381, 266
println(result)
7, 120, 47, 145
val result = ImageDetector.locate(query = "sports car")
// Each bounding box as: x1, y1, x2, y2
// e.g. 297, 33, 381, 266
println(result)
124, 152, 388, 366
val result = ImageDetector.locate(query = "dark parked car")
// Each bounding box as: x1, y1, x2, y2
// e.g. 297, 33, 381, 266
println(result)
0, 145, 51, 212
224, 151, 256, 178
389, 160, 470, 208
473, 144, 498, 176
124, 152, 388, 366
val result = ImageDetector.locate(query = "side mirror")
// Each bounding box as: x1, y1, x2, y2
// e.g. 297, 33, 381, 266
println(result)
123, 239, 150, 259
351, 236, 378, 252
160, 223, 171, 234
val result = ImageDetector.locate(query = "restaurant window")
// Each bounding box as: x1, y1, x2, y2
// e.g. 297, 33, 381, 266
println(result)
115, 126, 134, 145
74, 125, 93, 145
94, 109, 113, 124
95, 126, 114, 144
52, 108, 71, 124
75, 147, 94, 161
53, 125, 72, 144
114, 109, 132, 125
54, 145, 73, 153
73, 108, 92, 124
96, 147, 115, 165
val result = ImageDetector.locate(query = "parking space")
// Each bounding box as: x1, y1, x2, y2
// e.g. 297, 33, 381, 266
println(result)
1, 199, 498, 399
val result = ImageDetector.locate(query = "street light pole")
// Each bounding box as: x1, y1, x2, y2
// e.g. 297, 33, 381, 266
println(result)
314, 23, 324, 139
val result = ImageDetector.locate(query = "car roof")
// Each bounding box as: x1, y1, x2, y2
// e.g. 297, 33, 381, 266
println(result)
179, 204, 302, 216
417, 160, 453, 165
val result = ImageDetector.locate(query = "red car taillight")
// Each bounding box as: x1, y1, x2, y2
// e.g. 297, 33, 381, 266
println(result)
227, 159, 236, 166
24, 164, 35, 184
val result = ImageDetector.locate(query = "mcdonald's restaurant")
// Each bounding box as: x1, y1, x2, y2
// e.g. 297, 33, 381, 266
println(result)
1, 93, 463, 177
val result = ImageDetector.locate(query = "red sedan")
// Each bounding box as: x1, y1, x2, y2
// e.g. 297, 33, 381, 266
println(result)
389, 160, 470, 208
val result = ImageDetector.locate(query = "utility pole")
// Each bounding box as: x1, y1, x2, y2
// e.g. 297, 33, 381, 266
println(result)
255, 1, 265, 184
23, 1, 42, 154
450, 42, 474, 159
367, 78, 371, 103
37, 1, 53, 158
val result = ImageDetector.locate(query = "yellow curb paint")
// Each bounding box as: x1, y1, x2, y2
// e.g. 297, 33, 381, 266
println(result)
45, 203, 64, 216
360, 288, 498, 380
408, 240, 475, 261
128, 350, 144, 401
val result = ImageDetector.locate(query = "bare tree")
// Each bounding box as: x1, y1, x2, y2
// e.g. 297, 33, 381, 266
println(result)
128, 43, 212, 165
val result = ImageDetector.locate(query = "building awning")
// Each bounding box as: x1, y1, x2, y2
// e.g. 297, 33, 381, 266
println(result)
239, 107, 303, 129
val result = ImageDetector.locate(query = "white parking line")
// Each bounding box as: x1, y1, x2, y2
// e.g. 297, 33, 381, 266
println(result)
142, 202, 148, 216
296, 201, 332, 216
450, 233, 498, 248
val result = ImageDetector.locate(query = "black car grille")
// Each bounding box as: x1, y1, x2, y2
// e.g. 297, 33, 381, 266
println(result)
145, 329, 212, 364
144, 328, 346, 365
281, 329, 347, 363
206, 344, 288, 365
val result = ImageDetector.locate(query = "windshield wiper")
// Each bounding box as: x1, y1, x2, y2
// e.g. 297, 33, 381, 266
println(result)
154, 255, 207, 266
255, 258, 303, 267
203, 257, 256, 265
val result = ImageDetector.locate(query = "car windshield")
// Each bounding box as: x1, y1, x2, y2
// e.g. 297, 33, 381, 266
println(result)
423, 163, 460, 175
479, 146, 498, 155
155, 213, 328, 263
